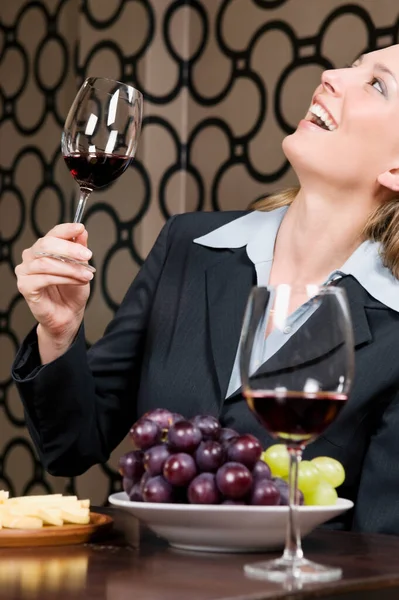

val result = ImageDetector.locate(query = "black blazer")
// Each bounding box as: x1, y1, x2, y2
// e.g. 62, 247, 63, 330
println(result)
12, 211, 399, 534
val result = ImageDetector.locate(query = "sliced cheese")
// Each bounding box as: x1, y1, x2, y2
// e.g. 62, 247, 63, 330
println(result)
61, 508, 90, 525
0, 491, 9, 504
8, 494, 63, 503
32, 508, 63, 527
0, 492, 91, 529
7, 497, 80, 510
1, 513, 43, 529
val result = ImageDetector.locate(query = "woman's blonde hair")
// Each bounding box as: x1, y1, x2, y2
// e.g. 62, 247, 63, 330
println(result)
251, 188, 399, 278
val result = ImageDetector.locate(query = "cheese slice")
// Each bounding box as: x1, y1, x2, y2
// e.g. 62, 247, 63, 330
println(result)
61, 508, 90, 525
7, 496, 80, 510
0, 493, 91, 529
8, 494, 63, 503
0, 491, 9, 504
1, 504, 60, 525
32, 508, 63, 527
1, 513, 43, 529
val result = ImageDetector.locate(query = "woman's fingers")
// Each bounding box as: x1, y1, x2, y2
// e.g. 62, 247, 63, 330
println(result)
45, 222, 86, 240
32, 236, 92, 262
16, 255, 94, 281
15, 224, 94, 308
74, 228, 89, 248
18, 224, 92, 268
31, 253, 96, 273
16, 273, 91, 301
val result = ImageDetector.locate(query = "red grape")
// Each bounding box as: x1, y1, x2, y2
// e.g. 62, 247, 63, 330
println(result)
195, 441, 225, 472
130, 418, 161, 450
252, 460, 272, 481
139, 471, 150, 495
219, 428, 239, 444
250, 479, 280, 506
170, 412, 185, 425
118, 450, 144, 480
144, 444, 171, 476
274, 477, 304, 506
167, 421, 202, 453
226, 434, 262, 470
121, 412, 282, 507
190, 415, 221, 440
163, 453, 197, 487
142, 408, 174, 430
122, 476, 134, 495
216, 462, 253, 499
128, 482, 143, 502
142, 476, 174, 503
188, 473, 221, 504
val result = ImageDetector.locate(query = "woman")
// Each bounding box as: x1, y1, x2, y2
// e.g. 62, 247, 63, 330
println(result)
13, 44, 399, 534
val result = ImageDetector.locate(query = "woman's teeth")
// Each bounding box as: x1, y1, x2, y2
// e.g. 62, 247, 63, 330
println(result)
308, 103, 337, 131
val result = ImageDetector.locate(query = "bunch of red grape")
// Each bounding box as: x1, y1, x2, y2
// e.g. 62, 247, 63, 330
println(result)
118, 409, 289, 505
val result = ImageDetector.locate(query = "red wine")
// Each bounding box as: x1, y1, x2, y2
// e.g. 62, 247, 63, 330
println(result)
245, 390, 347, 445
64, 152, 132, 190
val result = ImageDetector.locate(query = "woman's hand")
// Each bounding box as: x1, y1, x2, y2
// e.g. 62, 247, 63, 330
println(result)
15, 223, 94, 363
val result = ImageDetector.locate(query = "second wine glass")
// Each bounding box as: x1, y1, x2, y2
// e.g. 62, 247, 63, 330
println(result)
240, 284, 354, 583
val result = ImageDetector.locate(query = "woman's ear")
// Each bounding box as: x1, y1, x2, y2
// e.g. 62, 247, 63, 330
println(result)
378, 168, 399, 192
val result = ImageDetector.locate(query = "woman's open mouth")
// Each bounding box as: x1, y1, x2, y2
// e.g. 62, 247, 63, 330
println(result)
305, 102, 337, 131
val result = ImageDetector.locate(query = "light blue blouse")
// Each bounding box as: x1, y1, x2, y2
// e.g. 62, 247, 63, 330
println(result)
193, 207, 399, 398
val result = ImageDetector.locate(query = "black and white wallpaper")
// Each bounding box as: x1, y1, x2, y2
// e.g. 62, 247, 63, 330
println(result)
1, 0, 398, 503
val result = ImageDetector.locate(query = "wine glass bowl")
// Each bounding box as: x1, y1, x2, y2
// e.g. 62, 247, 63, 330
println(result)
36, 77, 143, 268
62, 77, 142, 197
62, 77, 143, 222
240, 284, 354, 583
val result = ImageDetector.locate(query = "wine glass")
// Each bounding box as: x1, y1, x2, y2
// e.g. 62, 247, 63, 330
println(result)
239, 284, 354, 584
35, 77, 143, 269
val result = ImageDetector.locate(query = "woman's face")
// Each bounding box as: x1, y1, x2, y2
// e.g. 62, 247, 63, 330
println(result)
283, 44, 399, 193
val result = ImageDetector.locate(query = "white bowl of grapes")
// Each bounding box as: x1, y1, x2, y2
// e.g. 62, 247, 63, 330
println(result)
108, 409, 353, 553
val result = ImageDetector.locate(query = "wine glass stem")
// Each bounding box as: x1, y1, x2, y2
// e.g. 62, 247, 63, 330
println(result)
73, 187, 92, 223
283, 446, 304, 564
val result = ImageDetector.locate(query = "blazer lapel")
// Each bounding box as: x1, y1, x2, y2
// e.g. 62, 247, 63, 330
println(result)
206, 248, 255, 401
341, 275, 373, 349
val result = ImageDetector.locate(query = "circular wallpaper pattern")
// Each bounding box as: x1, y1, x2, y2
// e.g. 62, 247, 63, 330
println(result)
0, 0, 398, 502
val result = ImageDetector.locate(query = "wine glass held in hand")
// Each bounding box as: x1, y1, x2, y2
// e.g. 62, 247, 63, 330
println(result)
240, 284, 354, 584
36, 77, 143, 268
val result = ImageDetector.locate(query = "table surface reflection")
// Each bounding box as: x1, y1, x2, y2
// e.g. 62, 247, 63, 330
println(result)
0, 507, 399, 600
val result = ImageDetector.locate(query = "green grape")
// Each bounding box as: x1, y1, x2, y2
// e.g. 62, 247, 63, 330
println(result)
303, 480, 338, 506
311, 456, 345, 489
297, 461, 321, 495
261, 445, 289, 478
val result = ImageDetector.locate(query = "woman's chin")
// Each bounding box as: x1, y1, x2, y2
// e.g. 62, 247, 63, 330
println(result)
282, 132, 332, 178
281, 133, 313, 172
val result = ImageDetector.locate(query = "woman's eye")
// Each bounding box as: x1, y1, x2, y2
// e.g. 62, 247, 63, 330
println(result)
370, 77, 386, 95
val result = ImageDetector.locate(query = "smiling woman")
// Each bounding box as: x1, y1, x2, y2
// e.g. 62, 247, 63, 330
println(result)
11, 43, 399, 538
253, 45, 399, 280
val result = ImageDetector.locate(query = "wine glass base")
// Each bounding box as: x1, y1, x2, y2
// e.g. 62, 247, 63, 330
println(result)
34, 252, 96, 273
244, 556, 342, 583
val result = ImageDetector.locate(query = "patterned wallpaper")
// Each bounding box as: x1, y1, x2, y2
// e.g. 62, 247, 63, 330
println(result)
1, 0, 398, 504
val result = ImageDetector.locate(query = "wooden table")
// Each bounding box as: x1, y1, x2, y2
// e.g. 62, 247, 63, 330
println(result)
1, 508, 399, 599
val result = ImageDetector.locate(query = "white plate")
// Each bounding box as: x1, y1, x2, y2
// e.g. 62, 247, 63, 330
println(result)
108, 492, 353, 553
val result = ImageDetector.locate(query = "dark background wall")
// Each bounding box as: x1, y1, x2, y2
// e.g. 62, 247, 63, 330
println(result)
1, 0, 398, 503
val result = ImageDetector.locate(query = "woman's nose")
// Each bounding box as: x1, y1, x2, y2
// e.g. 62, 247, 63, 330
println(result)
321, 69, 343, 96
